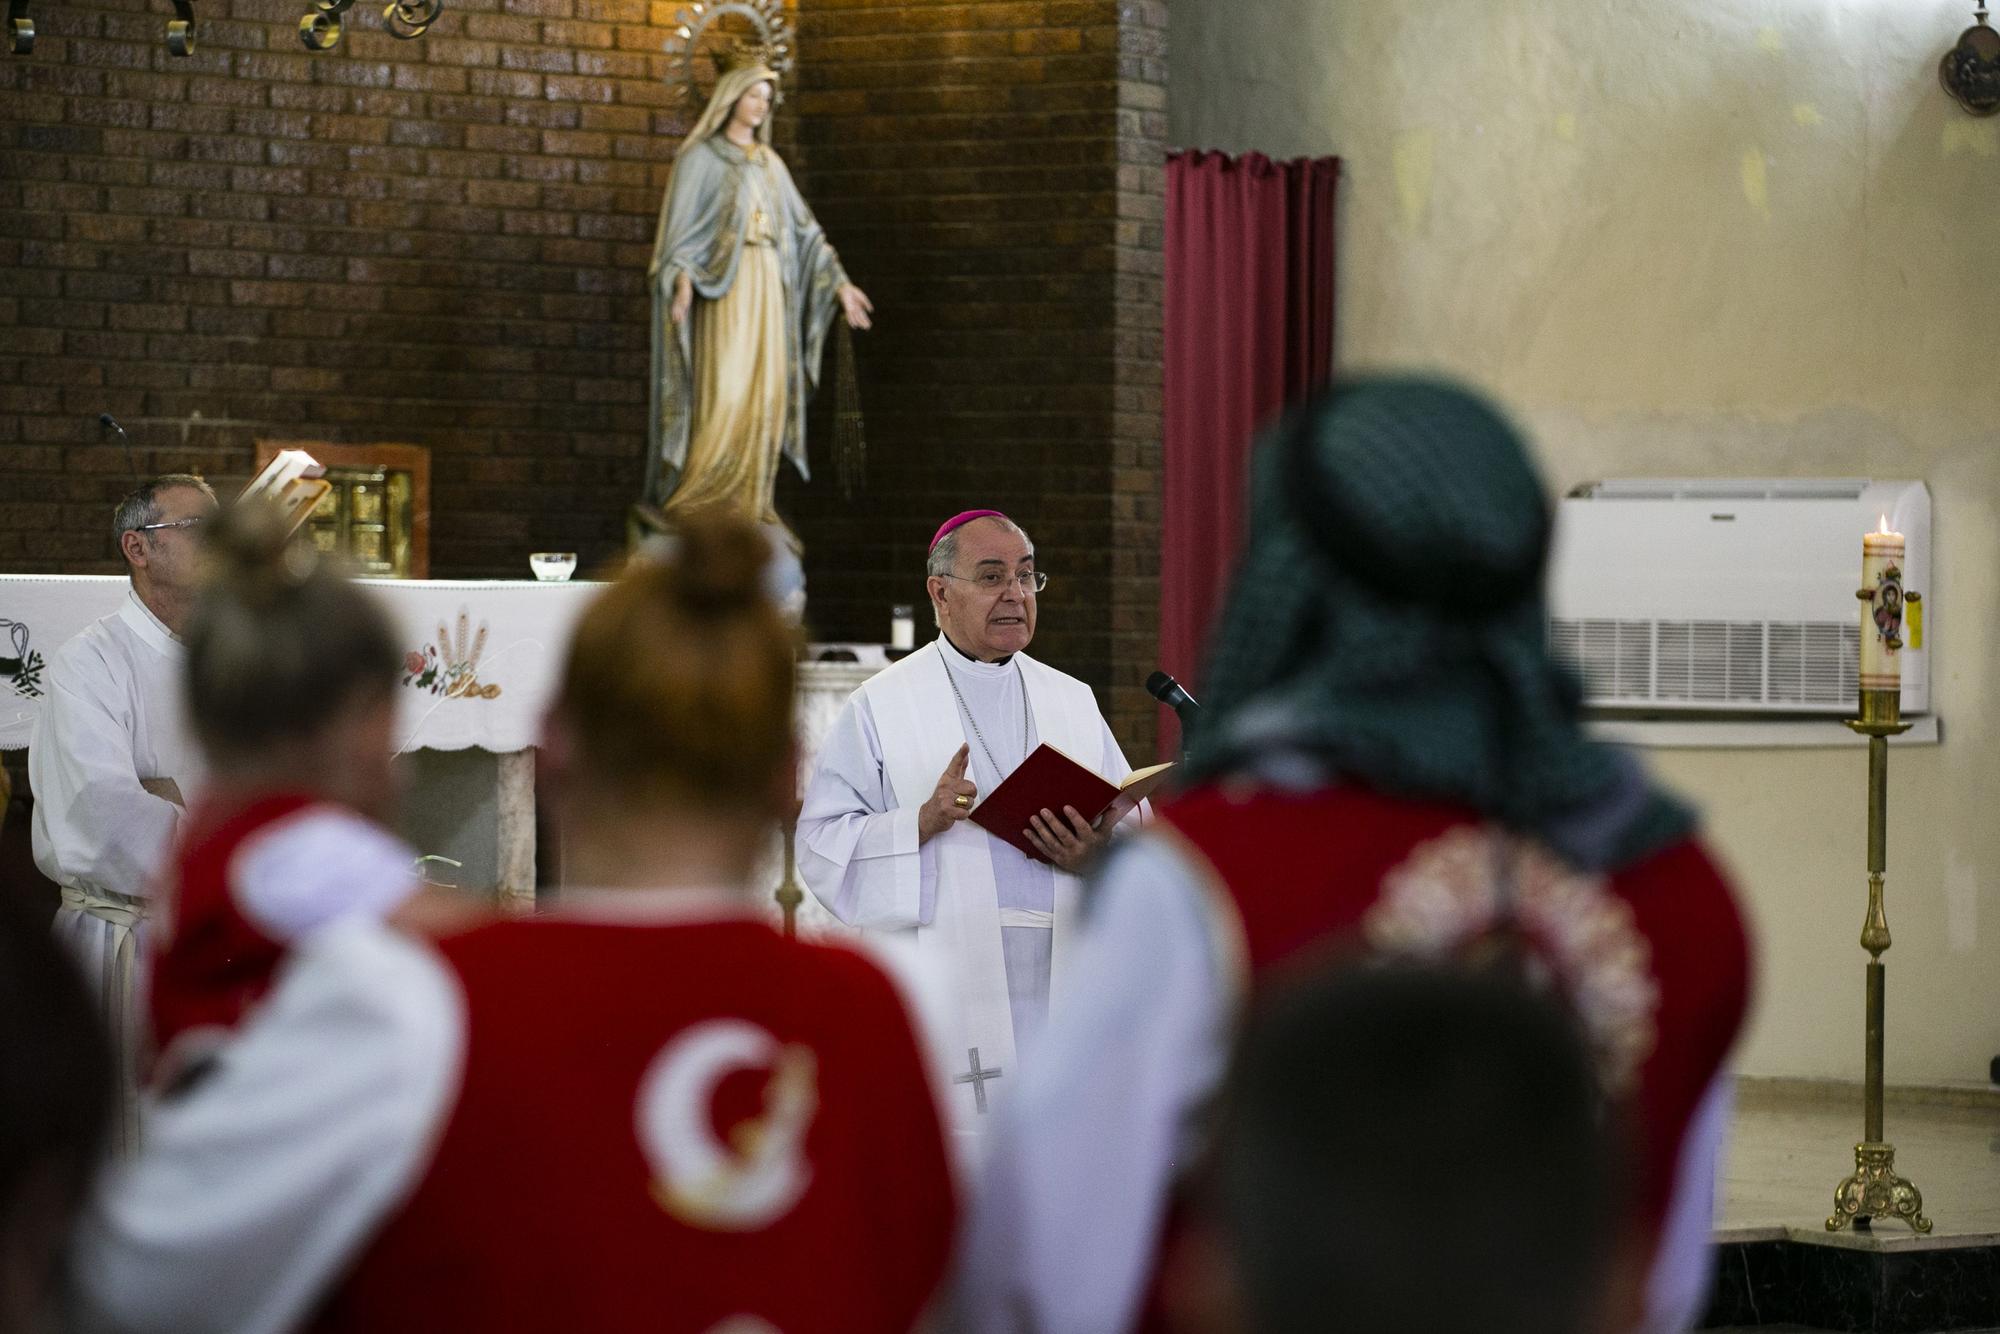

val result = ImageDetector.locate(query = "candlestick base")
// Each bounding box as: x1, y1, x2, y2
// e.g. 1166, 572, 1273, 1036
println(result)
1827, 1141, 1932, 1233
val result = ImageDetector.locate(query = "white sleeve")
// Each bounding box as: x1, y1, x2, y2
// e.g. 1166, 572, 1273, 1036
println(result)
68, 922, 465, 1334
27, 663, 180, 899
231, 806, 421, 943
953, 835, 1235, 1334
796, 693, 934, 930
1640, 1073, 1734, 1334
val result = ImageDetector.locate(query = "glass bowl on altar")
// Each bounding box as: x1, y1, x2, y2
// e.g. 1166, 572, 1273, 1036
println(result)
528, 552, 578, 582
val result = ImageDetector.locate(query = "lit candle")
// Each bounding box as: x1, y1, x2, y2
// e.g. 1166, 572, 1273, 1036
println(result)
890, 604, 915, 651
1860, 522, 1906, 692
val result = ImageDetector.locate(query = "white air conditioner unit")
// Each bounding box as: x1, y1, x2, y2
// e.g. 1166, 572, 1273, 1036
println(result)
1547, 479, 1930, 715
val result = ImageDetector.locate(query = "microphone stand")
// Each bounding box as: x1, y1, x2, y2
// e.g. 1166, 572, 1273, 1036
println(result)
1146, 671, 1201, 765
100, 413, 137, 477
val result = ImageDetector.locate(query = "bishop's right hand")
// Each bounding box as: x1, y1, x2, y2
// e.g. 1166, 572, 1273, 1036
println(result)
918, 744, 976, 844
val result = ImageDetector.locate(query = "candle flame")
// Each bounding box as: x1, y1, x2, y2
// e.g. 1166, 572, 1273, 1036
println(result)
1877, 515, 1891, 535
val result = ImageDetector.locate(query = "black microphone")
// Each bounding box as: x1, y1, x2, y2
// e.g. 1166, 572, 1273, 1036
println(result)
99, 413, 137, 475
1145, 670, 1201, 722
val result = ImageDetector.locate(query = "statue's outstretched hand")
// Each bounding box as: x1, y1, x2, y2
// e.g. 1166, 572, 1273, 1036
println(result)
839, 283, 874, 331
670, 272, 693, 326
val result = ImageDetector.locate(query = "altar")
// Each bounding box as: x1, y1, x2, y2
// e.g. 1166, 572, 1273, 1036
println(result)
0, 574, 886, 908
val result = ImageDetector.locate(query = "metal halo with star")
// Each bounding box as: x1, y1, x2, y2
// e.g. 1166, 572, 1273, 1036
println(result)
663, 0, 794, 107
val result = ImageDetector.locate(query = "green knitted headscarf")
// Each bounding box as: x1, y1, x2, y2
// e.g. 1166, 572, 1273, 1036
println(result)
1187, 377, 1693, 873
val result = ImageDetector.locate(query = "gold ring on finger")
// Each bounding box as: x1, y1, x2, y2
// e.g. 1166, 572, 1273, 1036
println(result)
953, 794, 972, 809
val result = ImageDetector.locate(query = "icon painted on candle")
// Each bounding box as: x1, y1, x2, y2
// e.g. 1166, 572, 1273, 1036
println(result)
1872, 569, 1904, 650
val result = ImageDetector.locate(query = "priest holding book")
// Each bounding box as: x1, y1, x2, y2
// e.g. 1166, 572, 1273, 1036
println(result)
797, 512, 1153, 1148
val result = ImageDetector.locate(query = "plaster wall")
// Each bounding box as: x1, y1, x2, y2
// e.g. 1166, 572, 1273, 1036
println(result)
1170, 0, 2000, 1084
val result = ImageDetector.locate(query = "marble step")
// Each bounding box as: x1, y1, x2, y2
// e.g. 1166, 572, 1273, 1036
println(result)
1701, 1234, 2000, 1333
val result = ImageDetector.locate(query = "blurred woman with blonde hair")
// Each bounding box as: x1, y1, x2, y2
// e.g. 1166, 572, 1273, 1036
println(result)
147, 503, 435, 1085
74, 515, 958, 1334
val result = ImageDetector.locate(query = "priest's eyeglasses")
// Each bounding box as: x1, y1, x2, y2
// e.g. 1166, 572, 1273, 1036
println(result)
941, 570, 1049, 594
133, 516, 211, 534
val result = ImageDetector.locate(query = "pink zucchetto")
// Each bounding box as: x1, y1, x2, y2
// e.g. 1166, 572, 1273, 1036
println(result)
929, 510, 1009, 552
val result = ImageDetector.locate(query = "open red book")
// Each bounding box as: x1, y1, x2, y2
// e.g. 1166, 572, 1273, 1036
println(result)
969, 744, 1174, 865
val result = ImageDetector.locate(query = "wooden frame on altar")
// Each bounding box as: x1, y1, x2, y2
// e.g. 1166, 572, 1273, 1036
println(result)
254, 441, 431, 579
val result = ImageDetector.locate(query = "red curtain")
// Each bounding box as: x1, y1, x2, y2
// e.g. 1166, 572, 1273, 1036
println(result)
1159, 150, 1339, 753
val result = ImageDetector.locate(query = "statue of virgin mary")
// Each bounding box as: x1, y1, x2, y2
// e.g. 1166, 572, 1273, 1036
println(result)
644, 62, 872, 548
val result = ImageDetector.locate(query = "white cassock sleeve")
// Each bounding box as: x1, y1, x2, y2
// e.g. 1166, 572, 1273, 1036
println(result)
796, 692, 935, 929
29, 665, 180, 898
68, 922, 463, 1334
952, 836, 1231, 1334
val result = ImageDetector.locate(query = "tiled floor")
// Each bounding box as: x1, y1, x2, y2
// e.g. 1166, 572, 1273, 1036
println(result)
1719, 1079, 2000, 1248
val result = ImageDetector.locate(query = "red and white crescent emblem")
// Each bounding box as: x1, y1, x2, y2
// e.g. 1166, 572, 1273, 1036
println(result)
636, 1019, 818, 1232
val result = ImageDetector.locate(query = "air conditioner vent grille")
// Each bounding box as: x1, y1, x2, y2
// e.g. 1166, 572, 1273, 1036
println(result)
1768, 622, 1860, 704
1549, 618, 1652, 700
1548, 618, 1859, 709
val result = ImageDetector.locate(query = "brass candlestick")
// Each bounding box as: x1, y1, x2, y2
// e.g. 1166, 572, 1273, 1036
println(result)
1825, 679, 1932, 1233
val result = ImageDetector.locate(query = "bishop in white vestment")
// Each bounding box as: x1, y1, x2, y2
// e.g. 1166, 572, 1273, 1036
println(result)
29, 476, 216, 1146
798, 512, 1145, 1147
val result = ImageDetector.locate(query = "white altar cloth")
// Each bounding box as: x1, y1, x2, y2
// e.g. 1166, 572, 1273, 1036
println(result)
2, 573, 888, 905
1, 574, 889, 757
0, 575, 598, 754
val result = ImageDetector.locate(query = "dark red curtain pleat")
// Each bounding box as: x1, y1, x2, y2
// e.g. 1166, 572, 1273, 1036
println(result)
1159, 150, 1339, 756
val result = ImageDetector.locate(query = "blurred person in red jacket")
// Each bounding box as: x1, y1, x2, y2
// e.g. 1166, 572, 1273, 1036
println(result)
959, 377, 1751, 1334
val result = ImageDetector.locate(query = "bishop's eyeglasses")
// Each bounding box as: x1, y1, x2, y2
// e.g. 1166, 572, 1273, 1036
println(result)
132, 516, 212, 534
940, 570, 1050, 594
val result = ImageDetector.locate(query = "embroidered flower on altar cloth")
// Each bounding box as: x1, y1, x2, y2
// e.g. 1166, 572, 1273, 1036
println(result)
401, 608, 502, 701
1363, 825, 1659, 1095
0, 619, 45, 700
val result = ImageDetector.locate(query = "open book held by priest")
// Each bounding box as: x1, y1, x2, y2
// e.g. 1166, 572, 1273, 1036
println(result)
971, 745, 1173, 864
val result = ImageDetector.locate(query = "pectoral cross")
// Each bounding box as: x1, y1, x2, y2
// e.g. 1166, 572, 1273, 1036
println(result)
953, 1047, 1002, 1114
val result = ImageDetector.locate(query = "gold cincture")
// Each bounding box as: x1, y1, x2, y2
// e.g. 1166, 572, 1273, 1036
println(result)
1825, 683, 1932, 1234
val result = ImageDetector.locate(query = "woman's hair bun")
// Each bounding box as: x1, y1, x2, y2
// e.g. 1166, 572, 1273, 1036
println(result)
670, 512, 771, 617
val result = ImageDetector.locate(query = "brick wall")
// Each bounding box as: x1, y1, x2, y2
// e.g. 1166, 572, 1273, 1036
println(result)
784, 0, 1166, 756
0, 0, 691, 576
0, 0, 1167, 752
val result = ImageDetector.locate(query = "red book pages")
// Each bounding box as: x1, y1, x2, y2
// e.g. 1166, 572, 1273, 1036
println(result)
970, 745, 1173, 864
